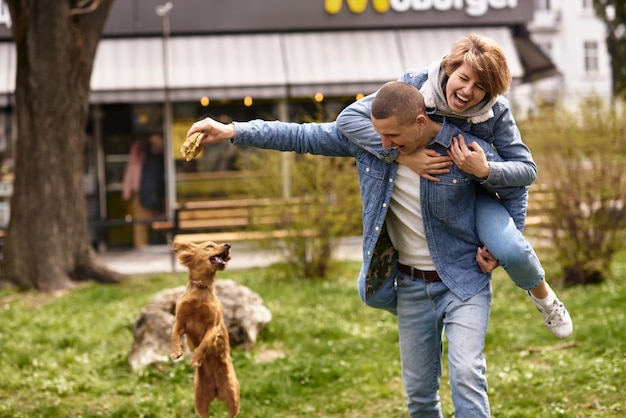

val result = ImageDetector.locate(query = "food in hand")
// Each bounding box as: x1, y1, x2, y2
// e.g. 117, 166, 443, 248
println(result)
182, 132, 205, 161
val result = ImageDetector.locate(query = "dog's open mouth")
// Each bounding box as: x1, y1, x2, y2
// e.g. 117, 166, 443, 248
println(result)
210, 250, 230, 266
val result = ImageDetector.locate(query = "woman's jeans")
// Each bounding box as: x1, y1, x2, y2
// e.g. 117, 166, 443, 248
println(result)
397, 272, 492, 418
475, 192, 545, 290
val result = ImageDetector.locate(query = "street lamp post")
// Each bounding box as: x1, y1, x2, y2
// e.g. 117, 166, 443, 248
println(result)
156, 2, 176, 222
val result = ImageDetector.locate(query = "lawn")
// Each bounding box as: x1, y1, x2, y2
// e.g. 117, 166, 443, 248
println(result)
0, 255, 624, 417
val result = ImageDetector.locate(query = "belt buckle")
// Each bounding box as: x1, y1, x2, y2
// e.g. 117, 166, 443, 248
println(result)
410, 266, 425, 281
414, 267, 433, 282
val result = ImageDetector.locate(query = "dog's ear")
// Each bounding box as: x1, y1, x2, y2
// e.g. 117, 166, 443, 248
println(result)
176, 250, 196, 267
172, 241, 196, 267
172, 241, 193, 253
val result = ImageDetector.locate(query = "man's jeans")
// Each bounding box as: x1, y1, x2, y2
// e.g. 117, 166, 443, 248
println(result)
397, 272, 491, 418
475, 192, 544, 290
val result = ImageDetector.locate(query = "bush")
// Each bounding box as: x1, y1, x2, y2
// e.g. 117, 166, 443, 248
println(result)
243, 150, 362, 278
521, 97, 626, 285
237, 103, 362, 279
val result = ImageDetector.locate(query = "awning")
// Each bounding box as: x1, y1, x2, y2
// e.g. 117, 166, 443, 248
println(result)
511, 26, 561, 83
90, 33, 288, 102
281, 30, 406, 97
0, 27, 558, 104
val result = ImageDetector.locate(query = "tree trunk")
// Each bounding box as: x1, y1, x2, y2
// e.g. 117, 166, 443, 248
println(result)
0, 0, 123, 291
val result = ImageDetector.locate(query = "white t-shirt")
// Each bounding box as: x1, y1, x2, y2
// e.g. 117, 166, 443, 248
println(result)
385, 165, 435, 270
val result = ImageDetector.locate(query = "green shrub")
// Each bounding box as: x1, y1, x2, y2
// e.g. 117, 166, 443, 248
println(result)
521, 97, 626, 285
238, 104, 362, 279
245, 150, 361, 278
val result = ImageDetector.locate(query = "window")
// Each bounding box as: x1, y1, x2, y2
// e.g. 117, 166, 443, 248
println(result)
584, 40, 599, 73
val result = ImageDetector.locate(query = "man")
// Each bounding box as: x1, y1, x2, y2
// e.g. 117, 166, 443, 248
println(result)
183, 81, 513, 417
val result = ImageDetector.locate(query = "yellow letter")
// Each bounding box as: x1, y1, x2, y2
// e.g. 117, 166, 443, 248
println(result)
346, 0, 368, 13
324, 0, 389, 15
372, 0, 390, 13
324, 0, 343, 14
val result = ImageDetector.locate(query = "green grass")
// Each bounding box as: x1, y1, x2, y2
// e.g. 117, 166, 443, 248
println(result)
0, 256, 624, 417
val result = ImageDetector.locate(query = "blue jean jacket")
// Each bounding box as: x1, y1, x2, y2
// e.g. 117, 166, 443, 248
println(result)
232, 119, 520, 308
337, 68, 537, 231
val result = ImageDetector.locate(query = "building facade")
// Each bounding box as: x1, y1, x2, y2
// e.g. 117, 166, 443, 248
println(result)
511, 0, 612, 115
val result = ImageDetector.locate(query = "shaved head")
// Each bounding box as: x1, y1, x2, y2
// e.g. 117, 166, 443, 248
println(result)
371, 81, 426, 126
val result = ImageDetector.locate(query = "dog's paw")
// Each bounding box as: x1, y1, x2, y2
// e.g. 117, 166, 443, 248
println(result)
190, 351, 203, 368
170, 349, 184, 361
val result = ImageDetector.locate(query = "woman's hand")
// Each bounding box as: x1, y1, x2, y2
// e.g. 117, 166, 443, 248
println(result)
397, 148, 452, 182
181, 117, 236, 160
448, 134, 490, 179
476, 246, 499, 273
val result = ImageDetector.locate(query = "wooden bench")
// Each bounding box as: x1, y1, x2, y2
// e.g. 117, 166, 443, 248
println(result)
152, 197, 311, 271
521, 184, 557, 248
525, 186, 552, 228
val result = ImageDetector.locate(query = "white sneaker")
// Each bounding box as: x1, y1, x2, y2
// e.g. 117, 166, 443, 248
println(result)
528, 293, 573, 339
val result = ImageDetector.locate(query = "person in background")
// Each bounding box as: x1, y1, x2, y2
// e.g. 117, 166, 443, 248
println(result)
139, 134, 165, 217
122, 134, 165, 248
336, 33, 573, 339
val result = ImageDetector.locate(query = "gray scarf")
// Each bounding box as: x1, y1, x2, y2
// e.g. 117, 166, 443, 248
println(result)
419, 59, 498, 124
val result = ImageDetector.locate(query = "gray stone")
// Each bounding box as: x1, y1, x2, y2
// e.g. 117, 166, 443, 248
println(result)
128, 280, 272, 370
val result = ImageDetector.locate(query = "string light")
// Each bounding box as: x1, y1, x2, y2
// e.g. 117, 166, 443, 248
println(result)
200, 96, 209, 107
314, 92, 324, 102
244, 96, 253, 107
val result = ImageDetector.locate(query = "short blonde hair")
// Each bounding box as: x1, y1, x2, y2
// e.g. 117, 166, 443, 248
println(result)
441, 33, 512, 97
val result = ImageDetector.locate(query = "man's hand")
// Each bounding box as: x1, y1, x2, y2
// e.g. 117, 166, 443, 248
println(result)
448, 134, 490, 179
181, 117, 236, 160
397, 148, 452, 182
476, 246, 499, 273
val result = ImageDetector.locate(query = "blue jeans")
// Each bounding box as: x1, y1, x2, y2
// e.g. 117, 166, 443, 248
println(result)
397, 272, 491, 418
475, 192, 545, 290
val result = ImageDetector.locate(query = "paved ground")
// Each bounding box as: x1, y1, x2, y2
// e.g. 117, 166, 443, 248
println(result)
98, 236, 363, 275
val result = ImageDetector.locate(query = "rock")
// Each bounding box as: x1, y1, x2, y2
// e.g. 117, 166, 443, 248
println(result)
128, 305, 176, 370
128, 280, 272, 370
215, 279, 273, 349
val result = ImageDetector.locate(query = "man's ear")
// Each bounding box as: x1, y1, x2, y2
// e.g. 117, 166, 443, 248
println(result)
415, 114, 428, 128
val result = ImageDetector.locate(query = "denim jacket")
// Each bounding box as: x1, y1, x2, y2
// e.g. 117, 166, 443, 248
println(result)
232, 119, 522, 309
336, 68, 537, 231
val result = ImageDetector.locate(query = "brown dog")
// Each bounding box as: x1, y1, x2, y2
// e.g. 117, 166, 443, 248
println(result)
170, 240, 240, 418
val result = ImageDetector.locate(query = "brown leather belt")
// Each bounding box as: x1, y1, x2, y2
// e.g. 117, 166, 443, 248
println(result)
397, 263, 442, 282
